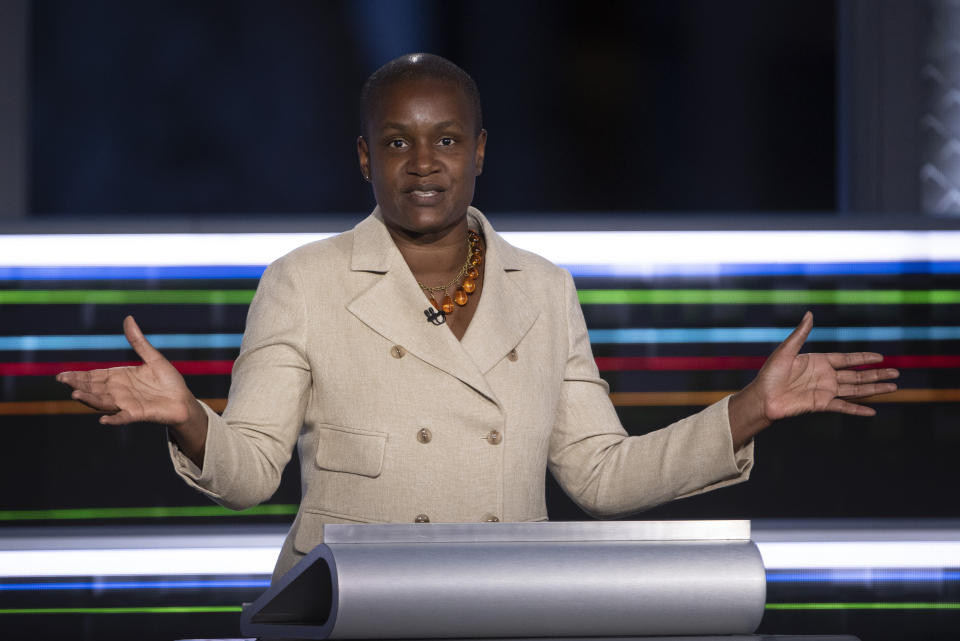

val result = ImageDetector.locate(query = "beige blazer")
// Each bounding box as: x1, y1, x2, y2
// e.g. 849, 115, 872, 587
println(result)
170, 208, 753, 580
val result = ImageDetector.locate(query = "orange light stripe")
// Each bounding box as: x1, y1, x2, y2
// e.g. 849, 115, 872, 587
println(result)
610, 389, 960, 406
2, 391, 957, 415
0, 398, 228, 416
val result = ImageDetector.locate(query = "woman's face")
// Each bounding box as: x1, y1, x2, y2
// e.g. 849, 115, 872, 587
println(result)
358, 77, 487, 239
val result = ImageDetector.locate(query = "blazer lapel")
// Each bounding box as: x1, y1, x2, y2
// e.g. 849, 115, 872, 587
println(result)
346, 210, 499, 403
461, 209, 540, 374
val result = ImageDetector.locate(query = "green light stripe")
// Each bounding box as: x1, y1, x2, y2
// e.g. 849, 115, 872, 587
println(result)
0, 504, 297, 521
577, 289, 960, 305
767, 602, 960, 611
0, 606, 242, 615
0, 290, 255, 304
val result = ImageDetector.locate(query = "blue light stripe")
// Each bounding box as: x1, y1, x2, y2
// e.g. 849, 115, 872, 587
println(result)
3, 327, 958, 350
0, 579, 269, 591
0, 334, 243, 351
0, 265, 267, 281
588, 326, 960, 344
565, 260, 960, 278
3, 261, 960, 281
767, 569, 960, 583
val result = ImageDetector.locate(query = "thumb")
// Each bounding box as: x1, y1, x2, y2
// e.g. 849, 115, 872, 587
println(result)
123, 315, 164, 365
775, 310, 813, 359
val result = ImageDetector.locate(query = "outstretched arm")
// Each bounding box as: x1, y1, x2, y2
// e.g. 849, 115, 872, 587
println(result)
56, 315, 208, 467
727, 311, 900, 450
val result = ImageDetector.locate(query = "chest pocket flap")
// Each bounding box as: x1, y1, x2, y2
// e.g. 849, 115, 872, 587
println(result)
314, 423, 387, 478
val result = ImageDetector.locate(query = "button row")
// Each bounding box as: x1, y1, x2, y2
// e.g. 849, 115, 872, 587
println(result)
391, 345, 518, 363
412, 514, 501, 523
414, 428, 502, 445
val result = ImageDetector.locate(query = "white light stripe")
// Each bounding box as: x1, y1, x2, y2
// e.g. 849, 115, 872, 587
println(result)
3, 540, 960, 577
0, 548, 278, 577
757, 541, 960, 569
1, 231, 959, 267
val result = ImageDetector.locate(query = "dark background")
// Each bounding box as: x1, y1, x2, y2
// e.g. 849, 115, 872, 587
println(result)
28, 0, 836, 216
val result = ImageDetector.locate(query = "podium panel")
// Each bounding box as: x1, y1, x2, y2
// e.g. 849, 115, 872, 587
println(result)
241, 521, 766, 640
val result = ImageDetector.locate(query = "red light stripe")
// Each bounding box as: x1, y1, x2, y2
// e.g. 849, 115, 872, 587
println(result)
595, 355, 960, 371
0, 361, 234, 376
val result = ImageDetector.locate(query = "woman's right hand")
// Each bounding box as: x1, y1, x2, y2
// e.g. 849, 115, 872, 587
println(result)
56, 315, 208, 465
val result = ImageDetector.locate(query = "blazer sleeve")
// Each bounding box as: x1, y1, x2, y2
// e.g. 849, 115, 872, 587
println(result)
547, 270, 754, 518
168, 254, 312, 510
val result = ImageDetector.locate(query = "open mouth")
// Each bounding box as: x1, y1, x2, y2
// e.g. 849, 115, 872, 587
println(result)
407, 185, 446, 202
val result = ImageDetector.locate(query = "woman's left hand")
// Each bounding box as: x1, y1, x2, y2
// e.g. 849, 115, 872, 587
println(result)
728, 311, 900, 449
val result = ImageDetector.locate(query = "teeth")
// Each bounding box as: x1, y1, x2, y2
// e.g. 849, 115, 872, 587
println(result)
413, 190, 438, 196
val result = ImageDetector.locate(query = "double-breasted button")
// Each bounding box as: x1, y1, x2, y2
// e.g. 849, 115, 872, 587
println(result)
414, 514, 430, 523
507, 348, 519, 362
416, 428, 432, 444
484, 515, 500, 522
390, 345, 406, 359
485, 430, 502, 445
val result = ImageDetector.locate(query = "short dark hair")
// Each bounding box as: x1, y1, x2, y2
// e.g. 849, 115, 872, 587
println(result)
359, 53, 483, 137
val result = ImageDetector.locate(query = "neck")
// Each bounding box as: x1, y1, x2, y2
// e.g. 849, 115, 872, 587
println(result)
388, 217, 472, 281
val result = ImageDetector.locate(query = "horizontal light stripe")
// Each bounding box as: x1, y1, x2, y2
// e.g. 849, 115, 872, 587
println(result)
760, 542, 960, 569
0, 265, 267, 280
596, 355, 960, 371
0, 504, 296, 521
7, 261, 960, 281
0, 548, 279, 577
0, 606, 243, 614
0, 233, 330, 267
610, 389, 960, 406
0, 398, 227, 415
2, 539, 959, 577
4, 326, 957, 352
766, 602, 960, 610
0, 290, 254, 304
0, 334, 243, 351
3, 354, 950, 378
2, 231, 959, 269
569, 260, 960, 278
2, 390, 956, 416
1, 360, 234, 376
767, 569, 960, 583
4, 288, 960, 306
0, 579, 269, 591
589, 326, 960, 344
578, 289, 960, 305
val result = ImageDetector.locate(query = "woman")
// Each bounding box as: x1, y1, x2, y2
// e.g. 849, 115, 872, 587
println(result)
57, 54, 899, 581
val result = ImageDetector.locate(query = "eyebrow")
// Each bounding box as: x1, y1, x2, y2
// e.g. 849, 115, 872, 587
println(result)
380, 120, 465, 132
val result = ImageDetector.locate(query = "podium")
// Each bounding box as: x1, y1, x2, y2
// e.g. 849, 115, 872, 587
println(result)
240, 520, 775, 640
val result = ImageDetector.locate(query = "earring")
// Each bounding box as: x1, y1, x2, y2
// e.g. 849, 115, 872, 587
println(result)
362, 171, 370, 182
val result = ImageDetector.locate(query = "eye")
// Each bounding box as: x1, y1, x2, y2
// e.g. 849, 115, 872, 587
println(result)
438, 137, 455, 147
388, 139, 408, 149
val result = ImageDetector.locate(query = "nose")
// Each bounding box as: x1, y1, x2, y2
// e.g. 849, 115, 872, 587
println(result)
407, 143, 440, 176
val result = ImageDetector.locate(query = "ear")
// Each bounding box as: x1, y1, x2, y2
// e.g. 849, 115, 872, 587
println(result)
357, 136, 371, 181
474, 129, 487, 176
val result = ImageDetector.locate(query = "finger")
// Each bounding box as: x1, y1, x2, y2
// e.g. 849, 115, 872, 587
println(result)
56, 369, 96, 391
123, 315, 164, 365
100, 409, 139, 426
837, 382, 898, 398
826, 351, 886, 369
837, 368, 900, 384
70, 389, 120, 413
825, 398, 877, 416
773, 311, 813, 359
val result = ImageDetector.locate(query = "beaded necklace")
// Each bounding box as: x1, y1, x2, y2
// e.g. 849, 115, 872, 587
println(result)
417, 229, 483, 314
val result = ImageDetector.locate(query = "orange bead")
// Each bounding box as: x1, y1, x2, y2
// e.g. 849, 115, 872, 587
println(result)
461, 278, 475, 293
470, 256, 481, 266
429, 296, 440, 310
454, 289, 468, 306
467, 266, 479, 280
441, 295, 455, 314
